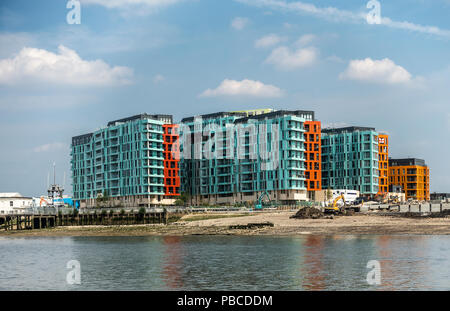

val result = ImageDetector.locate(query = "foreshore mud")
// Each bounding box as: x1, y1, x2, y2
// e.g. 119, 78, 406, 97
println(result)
1, 211, 450, 237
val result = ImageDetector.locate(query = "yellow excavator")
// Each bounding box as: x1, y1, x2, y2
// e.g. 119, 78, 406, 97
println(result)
324, 194, 346, 214
324, 194, 362, 214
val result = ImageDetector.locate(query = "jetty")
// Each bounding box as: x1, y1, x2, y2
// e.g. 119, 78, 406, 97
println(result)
0, 208, 173, 231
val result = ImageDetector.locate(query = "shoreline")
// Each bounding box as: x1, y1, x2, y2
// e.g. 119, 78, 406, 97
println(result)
1, 211, 450, 237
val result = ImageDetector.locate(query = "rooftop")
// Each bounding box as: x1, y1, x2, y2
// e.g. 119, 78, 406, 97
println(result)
107, 114, 172, 126
234, 110, 315, 124
0, 192, 28, 198
389, 158, 427, 167
322, 126, 376, 134
181, 112, 247, 123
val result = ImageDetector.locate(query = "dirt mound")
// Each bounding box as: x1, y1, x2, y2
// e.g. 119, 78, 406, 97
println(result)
290, 207, 325, 219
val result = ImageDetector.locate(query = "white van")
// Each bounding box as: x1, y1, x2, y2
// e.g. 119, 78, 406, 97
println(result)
332, 190, 360, 205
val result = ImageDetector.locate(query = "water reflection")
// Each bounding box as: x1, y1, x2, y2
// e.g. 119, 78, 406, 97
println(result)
302, 235, 326, 290
375, 236, 430, 291
162, 236, 184, 289
0, 235, 449, 290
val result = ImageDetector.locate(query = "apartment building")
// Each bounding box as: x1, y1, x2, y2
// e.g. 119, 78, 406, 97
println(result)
304, 120, 322, 197
378, 134, 389, 194
71, 114, 179, 208
389, 158, 430, 201
163, 124, 181, 197
321, 127, 379, 195
179, 110, 315, 205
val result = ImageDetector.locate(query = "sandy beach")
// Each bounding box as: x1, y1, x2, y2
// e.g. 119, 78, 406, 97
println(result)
1, 211, 450, 237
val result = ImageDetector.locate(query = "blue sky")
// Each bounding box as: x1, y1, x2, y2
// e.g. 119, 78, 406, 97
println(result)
0, 0, 450, 195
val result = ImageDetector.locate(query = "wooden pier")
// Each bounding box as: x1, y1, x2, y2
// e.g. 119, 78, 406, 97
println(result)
0, 215, 56, 231
0, 210, 171, 231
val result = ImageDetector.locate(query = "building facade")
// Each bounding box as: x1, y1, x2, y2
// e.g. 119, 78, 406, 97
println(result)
378, 134, 389, 194
180, 110, 315, 205
163, 124, 181, 197
430, 193, 450, 201
304, 120, 322, 195
389, 158, 430, 201
321, 127, 379, 195
71, 114, 179, 208
0, 193, 32, 214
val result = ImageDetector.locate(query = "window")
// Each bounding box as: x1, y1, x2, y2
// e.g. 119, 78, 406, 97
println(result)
10, 201, 13, 207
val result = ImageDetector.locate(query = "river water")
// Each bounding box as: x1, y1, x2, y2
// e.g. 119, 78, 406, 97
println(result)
1, 235, 449, 290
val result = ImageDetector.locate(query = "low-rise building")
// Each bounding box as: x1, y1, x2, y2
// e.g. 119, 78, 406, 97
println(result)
0, 193, 33, 214
389, 158, 430, 201
431, 193, 450, 202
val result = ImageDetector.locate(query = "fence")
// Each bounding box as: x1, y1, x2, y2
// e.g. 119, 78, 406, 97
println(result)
365, 202, 450, 213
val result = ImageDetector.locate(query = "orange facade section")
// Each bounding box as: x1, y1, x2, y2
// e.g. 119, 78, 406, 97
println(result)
304, 121, 321, 191
163, 124, 180, 196
389, 166, 430, 201
378, 135, 389, 194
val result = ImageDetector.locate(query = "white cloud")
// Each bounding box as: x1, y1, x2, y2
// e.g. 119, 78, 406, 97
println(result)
265, 46, 318, 70
231, 17, 250, 30
33, 142, 67, 153
326, 55, 344, 63
381, 17, 450, 37
339, 58, 412, 84
81, 0, 182, 9
153, 74, 165, 83
200, 79, 284, 98
236, 0, 362, 22
295, 34, 316, 46
254, 34, 287, 48
0, 45, 133, 86
236, 0, 450, 38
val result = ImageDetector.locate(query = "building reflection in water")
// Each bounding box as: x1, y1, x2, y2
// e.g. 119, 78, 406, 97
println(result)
301, 235, 327, 290
375, 235, 429, 290
162, 236, 184, 289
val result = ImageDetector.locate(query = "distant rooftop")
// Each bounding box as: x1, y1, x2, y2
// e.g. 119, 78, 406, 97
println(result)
107, 114, 173, 126
0, 192, 27, 198
389, 158, 427, 167
322, 126, 376, 134
72, 114, 173, 146
230, 108, 275, 117
72, 133, 94, 146
234, 110, 315, 124
181, 112, 247, 123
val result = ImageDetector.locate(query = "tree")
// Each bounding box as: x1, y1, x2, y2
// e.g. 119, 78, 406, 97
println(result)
174, 192, 190, 206
138, 207, 146, 221
326, 187, 333, 201
96, 190, 110, 208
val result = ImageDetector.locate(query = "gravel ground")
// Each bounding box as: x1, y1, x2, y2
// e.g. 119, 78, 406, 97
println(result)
2, 211, 450, 237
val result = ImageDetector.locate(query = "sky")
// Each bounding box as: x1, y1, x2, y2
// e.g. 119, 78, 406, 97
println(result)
0, 0, 450, 196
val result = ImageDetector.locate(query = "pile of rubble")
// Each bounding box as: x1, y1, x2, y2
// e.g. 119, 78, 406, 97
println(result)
290, 207, 327, 219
